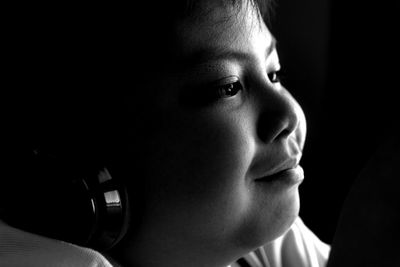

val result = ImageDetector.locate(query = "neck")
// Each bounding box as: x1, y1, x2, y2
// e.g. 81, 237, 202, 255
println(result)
109, 223, 240, 267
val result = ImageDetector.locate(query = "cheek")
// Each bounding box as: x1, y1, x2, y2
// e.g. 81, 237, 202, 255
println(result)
168, 113, 253, 199
142, 108, 257, 236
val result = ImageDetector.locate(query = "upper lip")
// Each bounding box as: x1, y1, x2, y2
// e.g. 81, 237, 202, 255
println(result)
257, 154, 302, 179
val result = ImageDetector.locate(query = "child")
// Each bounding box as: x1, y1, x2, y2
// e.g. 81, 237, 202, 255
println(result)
1, 0, 331, 266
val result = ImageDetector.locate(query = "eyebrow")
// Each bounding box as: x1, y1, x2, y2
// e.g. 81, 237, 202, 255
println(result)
178, 36, 277, 69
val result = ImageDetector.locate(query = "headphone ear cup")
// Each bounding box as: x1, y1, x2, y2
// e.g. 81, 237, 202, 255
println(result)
83, 166, 130, 251
2, 149, 129, 252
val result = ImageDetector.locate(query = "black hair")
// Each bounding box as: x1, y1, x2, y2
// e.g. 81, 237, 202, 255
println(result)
182, 0, 273, 21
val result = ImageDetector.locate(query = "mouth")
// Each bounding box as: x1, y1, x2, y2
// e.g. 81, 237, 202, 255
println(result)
255, 165, 304, 185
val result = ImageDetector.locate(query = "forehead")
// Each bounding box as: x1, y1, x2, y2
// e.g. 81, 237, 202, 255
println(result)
173, 2, 272, 61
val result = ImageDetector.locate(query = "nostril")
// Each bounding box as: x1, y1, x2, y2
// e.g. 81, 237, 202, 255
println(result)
275, 127, 293, 140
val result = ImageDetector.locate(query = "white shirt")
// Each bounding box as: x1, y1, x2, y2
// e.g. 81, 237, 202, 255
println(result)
0, 217, 329, 267
230, 218, 330, 267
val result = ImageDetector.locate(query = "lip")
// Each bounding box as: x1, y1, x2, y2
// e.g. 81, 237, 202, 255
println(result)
257, 154, 302, 179
256, 165, 304, 185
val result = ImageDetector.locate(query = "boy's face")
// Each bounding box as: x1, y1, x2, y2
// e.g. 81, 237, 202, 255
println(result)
128, 2, 306, 263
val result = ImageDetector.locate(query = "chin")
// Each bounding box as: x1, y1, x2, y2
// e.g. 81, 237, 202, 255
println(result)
237, 188, 300, 250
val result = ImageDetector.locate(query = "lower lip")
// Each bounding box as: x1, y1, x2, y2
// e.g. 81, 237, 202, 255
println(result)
256, 165, 304, 186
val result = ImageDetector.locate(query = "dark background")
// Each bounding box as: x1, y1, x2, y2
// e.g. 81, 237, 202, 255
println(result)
272, 0, 399, 243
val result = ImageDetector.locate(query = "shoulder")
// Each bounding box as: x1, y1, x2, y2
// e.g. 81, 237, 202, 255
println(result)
0, 220, 113, 267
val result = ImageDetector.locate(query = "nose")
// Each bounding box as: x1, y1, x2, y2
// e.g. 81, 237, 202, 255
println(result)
256, 85, 304, 145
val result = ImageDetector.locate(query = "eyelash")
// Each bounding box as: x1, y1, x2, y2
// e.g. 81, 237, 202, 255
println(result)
215, 70, 283, 99
268, 70, 284, 84
215, 80, 244, 99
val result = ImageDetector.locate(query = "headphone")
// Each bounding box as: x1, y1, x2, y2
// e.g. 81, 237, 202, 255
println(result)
2, 147, 130, 252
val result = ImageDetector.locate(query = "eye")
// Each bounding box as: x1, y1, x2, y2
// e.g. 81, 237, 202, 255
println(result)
268, 70, 283, 84
179, 77, 244, 108
215, 80, 243, 99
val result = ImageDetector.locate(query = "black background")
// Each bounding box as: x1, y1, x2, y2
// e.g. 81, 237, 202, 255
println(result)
273, 0, 399, 243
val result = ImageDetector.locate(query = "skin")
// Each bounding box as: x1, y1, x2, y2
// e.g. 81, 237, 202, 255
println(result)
115, 2, 307, 267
